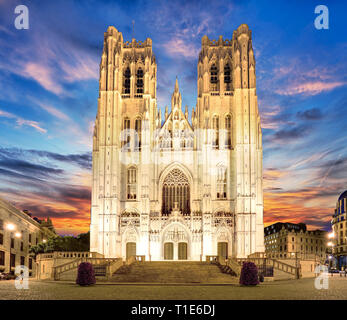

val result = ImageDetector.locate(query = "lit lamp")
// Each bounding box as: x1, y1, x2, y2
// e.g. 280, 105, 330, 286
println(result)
6, 223, 21, 274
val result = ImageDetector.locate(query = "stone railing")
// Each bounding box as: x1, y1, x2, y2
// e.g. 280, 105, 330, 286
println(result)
225, 258, 242, 276
37, 251, 102, 261
205, 255, 219, 262
106, 259, 124, 279
135, 255, 146, 262
237, 257, 300, 279
53, 257, 120, 280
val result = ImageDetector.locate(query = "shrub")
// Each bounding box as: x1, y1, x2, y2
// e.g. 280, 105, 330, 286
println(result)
239, 262, 259, 286
76, 262, 96, 286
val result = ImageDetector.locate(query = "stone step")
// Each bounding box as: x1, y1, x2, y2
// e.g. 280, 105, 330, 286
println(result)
110, 261, 238, 283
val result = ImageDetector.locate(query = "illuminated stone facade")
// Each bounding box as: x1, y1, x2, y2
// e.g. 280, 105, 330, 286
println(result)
90, 24, 264, 260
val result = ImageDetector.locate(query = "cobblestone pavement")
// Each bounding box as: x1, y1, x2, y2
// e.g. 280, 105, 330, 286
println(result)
0, 276, 347, 300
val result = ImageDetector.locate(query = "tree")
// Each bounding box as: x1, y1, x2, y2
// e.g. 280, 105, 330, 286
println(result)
29, 232, 90, 257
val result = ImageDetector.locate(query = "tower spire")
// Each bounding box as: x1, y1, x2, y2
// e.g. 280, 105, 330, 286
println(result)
174, 76, 179, 92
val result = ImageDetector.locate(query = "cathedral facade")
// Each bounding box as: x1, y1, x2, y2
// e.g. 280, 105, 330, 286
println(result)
90, 24, 264, 261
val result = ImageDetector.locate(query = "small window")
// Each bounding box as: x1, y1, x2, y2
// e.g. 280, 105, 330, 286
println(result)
0, 234, 3, 245
11, 238, 14, 249
127, 167, 137, 200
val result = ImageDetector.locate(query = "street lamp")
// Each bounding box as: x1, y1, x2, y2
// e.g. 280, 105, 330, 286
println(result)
6, 223, 21, 274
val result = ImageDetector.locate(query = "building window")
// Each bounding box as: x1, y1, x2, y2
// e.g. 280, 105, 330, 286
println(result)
225, 115, 232, 149
210, 63, 218, 90
20, 256, 25, 266
29, 258, 32, 270
217, 166, 227, 199
11, 238, 14, 249
162, 168, 190, 215
10, 254, 15, 268
20, 241, 24, 251
136, 68, 144, 94
29, 234, 31, 243
212, 115, 219, 148
123, 67, 131, 94
122, 117, 131, 150
224, 63, 231, 91
0, 233, 3, 245
127, 167, 137, 200
135, 118, 142, 150
0, 219, 3, 230
0, 251, 4, 266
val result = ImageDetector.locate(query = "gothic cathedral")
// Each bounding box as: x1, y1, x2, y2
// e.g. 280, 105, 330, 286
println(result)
90, 24, 264, 260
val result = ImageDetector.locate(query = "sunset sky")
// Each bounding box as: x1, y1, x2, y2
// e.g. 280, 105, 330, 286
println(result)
0, 0, 346, 235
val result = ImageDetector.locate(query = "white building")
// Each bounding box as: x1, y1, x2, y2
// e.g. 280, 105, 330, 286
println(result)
90, 24, 264, 261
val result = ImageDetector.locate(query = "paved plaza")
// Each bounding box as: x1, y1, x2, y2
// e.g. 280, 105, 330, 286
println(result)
0, 276, 347, 300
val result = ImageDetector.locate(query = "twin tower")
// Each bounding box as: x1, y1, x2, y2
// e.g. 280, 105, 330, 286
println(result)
90, 24, 264, 261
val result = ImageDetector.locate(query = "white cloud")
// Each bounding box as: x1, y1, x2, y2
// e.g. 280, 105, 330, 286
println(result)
0, 108, 47, 133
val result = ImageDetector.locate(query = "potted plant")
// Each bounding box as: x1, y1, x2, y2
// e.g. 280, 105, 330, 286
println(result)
76, 262, 96, 286
239, 261, 259, 286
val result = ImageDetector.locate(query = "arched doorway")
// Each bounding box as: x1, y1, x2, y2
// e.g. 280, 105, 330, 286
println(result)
161, 168, 190, 215
164, 242, 174, 260
178, 242, 188, 260
218, 242, 228, 260
126, 242, 136, 259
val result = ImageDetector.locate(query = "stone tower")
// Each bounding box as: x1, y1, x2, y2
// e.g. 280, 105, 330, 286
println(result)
90, 26, 157, 257
195, 24, 264, 257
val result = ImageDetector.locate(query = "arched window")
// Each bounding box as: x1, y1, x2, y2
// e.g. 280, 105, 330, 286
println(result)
210, 63, 218, 91
162, 169, 190, 215
225, 115, 232, 149
212, 115, 219, 149
216, 166, 227, 199
127, 167, 137, 200
135, 118, 142, 150
224, 63, 231, 91
123, 67, 131, 94
122, 117, 131, 150
136, 68, 144, 94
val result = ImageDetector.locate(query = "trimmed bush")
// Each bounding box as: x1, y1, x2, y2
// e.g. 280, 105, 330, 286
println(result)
76, 262, 96, 286
239, 262, 259, 286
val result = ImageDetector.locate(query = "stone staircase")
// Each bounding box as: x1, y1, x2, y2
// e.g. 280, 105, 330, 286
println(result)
110, 261, 238, 284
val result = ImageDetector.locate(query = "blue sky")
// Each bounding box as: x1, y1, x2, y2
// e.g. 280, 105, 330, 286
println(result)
0, 0, 346, 234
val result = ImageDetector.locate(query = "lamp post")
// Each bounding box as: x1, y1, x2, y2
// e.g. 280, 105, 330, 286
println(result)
6, 223, 21, 274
